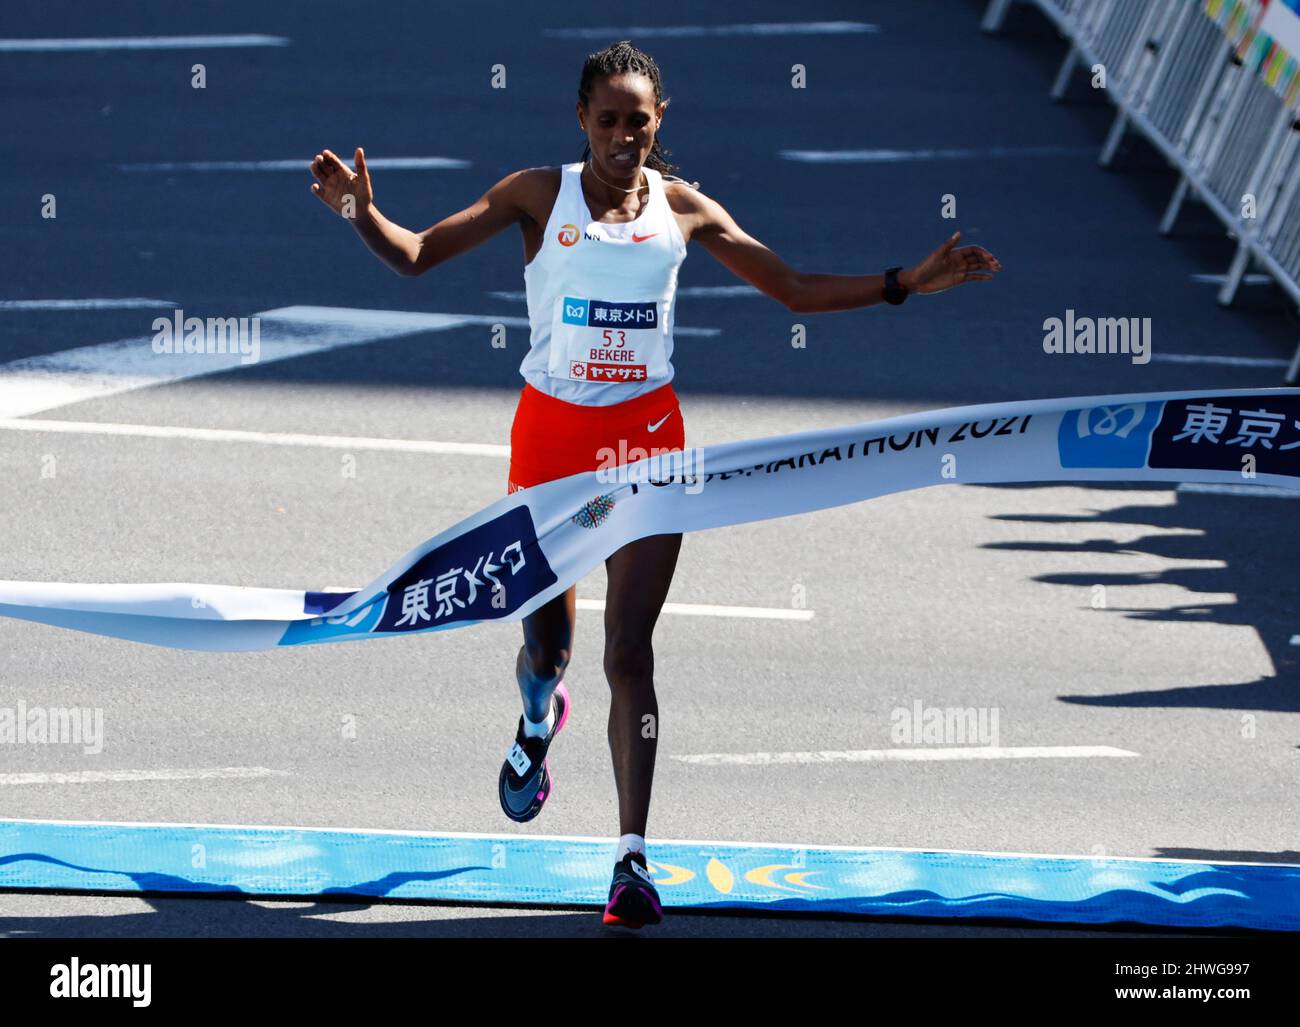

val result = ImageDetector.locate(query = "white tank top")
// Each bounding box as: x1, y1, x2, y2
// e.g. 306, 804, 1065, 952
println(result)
519, 161, 688, 406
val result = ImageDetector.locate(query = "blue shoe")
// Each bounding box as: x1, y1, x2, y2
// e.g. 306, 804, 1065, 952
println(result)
498, 683, 570, 823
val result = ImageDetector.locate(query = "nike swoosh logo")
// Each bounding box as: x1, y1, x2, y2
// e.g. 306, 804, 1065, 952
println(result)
631, 232, 658, 243
647, 412, 672, 432
503, 766, 543, 806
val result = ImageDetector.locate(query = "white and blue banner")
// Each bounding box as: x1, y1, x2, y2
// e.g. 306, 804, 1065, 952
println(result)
1, 387, 1296, 651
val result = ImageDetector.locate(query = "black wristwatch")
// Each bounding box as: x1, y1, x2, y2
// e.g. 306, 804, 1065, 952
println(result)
883, 266, 909, 305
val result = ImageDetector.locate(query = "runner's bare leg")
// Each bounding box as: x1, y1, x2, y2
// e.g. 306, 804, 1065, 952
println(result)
603, 532, 682, 836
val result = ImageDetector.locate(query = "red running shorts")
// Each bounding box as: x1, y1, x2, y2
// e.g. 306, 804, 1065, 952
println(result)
507, 382, 686, 493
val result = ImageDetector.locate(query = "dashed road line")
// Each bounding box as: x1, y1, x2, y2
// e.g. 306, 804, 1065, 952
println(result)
674, 745, 1139, 766
0, 767, 289, 786
0, 35, 289, 51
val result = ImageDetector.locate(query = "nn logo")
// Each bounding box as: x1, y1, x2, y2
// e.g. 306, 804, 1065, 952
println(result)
562, 298, 589, 325
1057, 402, 1161, 468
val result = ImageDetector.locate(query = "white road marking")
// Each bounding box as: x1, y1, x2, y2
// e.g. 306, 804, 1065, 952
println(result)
0, 35, 289, 51
1189, 273, 1272, 286
577, 599, 813, 620
0, 767, 288, 786
669, 285, 763, 297
261, 306, 519, 331
1177, 483, 1300, 499
489, 285, 761, 302
0, 298, 177, 311
545, 22, 878, 38
276, 591, 812, 621
674, 745, 1139, 766
120, 157, 470, 172
0, 306, 527, 418
781, 145, 1093, 163
0, 304, 719, 417
0, 418, 512, 457
1149, 353, 1288, 367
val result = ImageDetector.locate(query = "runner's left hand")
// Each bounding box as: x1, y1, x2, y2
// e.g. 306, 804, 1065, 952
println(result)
902, 232, 1002, 295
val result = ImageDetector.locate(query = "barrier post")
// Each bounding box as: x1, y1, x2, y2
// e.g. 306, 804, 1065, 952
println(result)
1216, 107, 1292, 305
981, 0, 1019, 34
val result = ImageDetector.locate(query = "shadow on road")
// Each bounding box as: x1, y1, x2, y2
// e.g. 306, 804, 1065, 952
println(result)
977, 482, 1299, 713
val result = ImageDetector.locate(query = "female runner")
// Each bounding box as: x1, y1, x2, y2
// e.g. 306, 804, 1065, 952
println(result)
310, 39, 1000, 929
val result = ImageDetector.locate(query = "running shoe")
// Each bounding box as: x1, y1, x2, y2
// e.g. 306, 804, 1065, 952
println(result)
498, 682, 570, 822
602, 849, 664, 928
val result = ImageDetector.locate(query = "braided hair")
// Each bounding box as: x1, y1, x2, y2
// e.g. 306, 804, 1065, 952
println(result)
577, 39, 699, 189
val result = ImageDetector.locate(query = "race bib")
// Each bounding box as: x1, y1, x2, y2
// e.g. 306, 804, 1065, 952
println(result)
546, 295, 670, 384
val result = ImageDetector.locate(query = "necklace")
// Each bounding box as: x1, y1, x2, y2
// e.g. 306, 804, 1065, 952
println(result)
585, 157, 647, 195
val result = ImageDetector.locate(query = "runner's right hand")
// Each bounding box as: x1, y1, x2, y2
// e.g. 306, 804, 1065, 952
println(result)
310, 147, 373, 218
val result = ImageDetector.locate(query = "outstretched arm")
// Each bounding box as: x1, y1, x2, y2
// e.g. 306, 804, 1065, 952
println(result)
310, 148, 532, 276
688, 189, 1002, 313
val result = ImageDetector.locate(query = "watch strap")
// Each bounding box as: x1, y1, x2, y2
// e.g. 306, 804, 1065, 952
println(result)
883, 266, 909, 305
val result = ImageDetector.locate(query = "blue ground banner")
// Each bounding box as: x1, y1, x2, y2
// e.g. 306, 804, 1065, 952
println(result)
2, 819, 1297, 931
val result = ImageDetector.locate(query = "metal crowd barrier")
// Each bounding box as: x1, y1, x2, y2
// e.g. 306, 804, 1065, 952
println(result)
982, 0, 1300, 383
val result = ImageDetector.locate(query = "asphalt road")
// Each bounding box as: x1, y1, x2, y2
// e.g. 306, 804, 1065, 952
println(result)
0, 0, 1296, 938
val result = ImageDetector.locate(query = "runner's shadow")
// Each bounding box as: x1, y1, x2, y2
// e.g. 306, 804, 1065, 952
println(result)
0, 852, 244, 895
0, 851, 491, 900
976, 484, 1299, 712
0, 891, 1238, 938
0, 893, 601, 938
1154, 847, 1300, 864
